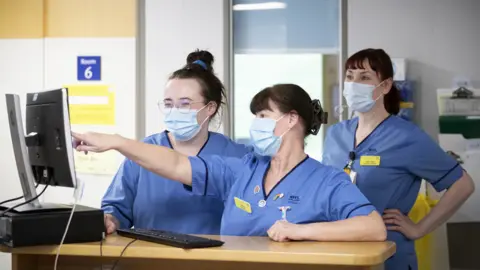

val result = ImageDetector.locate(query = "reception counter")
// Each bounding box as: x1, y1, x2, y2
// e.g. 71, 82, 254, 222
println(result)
0, 235, 395, 270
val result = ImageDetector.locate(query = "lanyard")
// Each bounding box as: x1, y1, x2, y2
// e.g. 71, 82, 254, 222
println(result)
343, 151, 356, 174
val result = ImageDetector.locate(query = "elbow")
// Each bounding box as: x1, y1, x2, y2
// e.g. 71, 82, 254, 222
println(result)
374, 225, 388, 242
366, 211, 387, 241
172, 154, 193, 186
459, 171, 475, 198
466, 173, 475, 196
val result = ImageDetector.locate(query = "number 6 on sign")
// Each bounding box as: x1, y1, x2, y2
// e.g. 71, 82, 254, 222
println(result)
84, 66, 93, 79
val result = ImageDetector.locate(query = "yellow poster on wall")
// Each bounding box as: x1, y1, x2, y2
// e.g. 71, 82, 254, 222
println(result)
65, 85, 115, 125
73, 151, 119, 175
65, 84, 118, 175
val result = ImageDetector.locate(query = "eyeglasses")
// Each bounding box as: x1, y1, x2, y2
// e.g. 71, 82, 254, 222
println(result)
157, 100, 205, 115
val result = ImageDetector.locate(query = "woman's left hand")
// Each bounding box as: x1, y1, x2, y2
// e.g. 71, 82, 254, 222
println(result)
267, 220, 302, 242
383, 209, 425, 240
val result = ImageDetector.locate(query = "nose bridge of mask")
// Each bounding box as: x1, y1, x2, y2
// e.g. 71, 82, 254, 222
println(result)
166, 103, 207, 126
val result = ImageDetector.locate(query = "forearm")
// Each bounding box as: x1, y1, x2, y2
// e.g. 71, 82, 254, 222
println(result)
298, 212, 387, 241
418, 172, 474, 235
114, 136, 192, 185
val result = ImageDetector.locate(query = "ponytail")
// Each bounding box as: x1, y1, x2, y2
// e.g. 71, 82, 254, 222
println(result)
384, 83, 401, 115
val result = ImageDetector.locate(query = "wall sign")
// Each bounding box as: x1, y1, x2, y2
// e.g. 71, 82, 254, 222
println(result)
77, 56, 101, 81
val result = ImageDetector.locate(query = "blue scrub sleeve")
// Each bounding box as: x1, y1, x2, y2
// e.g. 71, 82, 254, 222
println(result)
321, 127, 334, 164
326, 171, 377, 220
101, 159, 139, 229
407, 130, 464, 191
189, 155, 247, 201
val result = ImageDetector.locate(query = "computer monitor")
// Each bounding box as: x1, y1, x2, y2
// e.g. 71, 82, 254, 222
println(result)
3, 88, 76, 213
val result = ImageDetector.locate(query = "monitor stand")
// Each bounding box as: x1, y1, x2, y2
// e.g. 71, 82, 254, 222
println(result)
0, 177, 73, 214
0, 201, 73, 214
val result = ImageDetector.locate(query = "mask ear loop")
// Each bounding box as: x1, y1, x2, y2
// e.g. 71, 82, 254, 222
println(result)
196, 104, 210, 127
275, 114, 292, 138
199, 115, 210, 127
372, 79, 390, 102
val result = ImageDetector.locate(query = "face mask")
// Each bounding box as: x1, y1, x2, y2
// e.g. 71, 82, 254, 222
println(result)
249, 115, 289, 157
164, 105, 209, 141
343, 81, 384, 113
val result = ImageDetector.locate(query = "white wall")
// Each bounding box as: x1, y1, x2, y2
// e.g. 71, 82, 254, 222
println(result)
144, 0, 228, 136
0, 36, 136, 268
0, 39, 44, 269
348, 1, 480, 269
42, 38, 137, 208
348, 0, 480, 140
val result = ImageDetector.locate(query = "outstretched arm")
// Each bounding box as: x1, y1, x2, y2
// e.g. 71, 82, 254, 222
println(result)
73, 132, 193, 186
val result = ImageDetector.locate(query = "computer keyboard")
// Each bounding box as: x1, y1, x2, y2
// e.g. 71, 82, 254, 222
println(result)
116, 228, 225, 249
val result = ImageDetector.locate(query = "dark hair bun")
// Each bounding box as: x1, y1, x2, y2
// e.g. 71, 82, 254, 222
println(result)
186, 49, 214, 72
309, 99, 328, 135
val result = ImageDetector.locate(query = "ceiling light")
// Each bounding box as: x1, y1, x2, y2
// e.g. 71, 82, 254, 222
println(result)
233, 2, 287, 11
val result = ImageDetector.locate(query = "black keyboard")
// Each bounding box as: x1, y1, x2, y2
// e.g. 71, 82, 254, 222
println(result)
116, 228, 224, 249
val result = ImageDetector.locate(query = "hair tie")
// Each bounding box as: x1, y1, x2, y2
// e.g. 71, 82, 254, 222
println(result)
309, 99, 328, 135
192, 60, 207, 70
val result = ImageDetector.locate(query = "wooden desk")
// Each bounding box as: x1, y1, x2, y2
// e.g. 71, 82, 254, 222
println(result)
0, 235, 395, 270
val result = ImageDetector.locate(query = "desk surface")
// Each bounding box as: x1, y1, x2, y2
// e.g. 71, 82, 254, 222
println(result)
0, 235, 395, 266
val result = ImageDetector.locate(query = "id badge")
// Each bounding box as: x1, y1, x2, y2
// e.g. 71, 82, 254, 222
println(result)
349, 170, 357, 184
234, 197, 252, 213
360, 156, 381, 166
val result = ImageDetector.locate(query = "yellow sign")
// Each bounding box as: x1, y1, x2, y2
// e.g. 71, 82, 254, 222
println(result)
65, 85, 115, 125
234, 197, 252, 214
74, 151, 119, 175
400, 102, 414, 109
360, 156, 381, 166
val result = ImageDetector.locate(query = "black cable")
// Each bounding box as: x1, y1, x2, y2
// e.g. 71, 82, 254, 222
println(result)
0, 182, 41, 205
111, 239, 137, 270
0, 183, 49, 217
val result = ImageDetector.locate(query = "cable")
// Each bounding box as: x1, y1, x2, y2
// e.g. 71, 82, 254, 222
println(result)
0, 182, 41, 206
0, 183, 49, 217
111, 239, 137, 270
53, 178, 84, 270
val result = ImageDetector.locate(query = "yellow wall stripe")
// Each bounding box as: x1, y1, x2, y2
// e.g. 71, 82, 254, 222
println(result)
0, 0, 44, 39
0, 0, 135, 39
44, 0, 136, 38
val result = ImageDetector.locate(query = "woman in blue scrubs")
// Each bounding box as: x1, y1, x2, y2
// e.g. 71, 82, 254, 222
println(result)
322, 48, 475, 269
74, 84, 387, 242
102, 50, 250, 235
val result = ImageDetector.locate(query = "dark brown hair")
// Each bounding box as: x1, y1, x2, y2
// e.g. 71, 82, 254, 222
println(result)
250, 84, 327, 137
169, 49, 226, 117
345, 48, 401, 115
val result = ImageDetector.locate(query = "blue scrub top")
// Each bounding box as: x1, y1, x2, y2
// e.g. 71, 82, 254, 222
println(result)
322, 115, 463, 270
101, 131, 251, 234
189, 154, 376, 236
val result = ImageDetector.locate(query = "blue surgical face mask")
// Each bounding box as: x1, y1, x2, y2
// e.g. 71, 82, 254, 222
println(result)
164, 105, 209, 142
343, 81, 384, 113
249, 115, 289, 157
